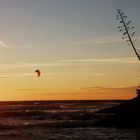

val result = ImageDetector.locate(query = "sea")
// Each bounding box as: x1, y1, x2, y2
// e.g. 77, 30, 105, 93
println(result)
0, 100, 139, 140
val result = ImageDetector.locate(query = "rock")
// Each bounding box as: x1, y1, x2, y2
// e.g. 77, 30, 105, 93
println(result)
94, 89, 140, 128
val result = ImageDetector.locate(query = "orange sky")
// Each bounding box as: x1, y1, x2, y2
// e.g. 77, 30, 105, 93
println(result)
0, 1, 140, 101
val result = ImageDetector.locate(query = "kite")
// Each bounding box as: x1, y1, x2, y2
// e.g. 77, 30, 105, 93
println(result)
35, 69, 41, 77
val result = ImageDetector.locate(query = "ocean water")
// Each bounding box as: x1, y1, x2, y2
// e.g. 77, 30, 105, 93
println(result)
0, 100, 139, 140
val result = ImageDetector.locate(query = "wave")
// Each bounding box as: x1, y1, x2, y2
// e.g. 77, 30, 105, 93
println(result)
0, 100, 122, 129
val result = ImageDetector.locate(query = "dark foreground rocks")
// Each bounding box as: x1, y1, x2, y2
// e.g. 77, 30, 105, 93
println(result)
94, 95, 140, 128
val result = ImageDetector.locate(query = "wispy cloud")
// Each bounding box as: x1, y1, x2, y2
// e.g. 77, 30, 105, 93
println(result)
0, 41, 8, 48
0, 42, 39, 49
0, 62, 66, 69
15, 44, 43, 49
16, 89, 40, 91
79, 86, 137, 97
0, 73, 33, 79
79, 86, 137, 99
59, 57, 138, 64
71, 36, 123, 46
0, 57, 138, 70
80, 86, 137, 92
0, 72, 56, 79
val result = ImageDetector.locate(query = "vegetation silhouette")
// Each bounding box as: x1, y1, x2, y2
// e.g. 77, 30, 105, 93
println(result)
93, 9, 140, 128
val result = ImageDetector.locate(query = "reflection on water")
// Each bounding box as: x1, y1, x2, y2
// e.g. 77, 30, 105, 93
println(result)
0, 100, 139, 139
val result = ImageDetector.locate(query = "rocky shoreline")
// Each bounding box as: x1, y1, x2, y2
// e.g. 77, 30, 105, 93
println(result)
94, 90, 140, 128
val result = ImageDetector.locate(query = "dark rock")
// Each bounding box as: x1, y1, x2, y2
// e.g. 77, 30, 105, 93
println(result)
94, 90, 140, 128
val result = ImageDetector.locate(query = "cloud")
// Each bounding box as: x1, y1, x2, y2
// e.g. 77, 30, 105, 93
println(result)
16, 89, 40, 91
80, 86, 137, 95
0, 62, 63, 69
15, 44, 42, 49
0, 57, 137, 70
80, 86, 137, 97
0, 73, 33, 79
71, 36, 123, 46
0, 72, 56, 79
0, 60, 79, 70
80, 86, 137, 92
80, 86, 102, 91
59, 57, 138, 64
78, 86, 137, 99
0, 42, 39, 49
0, 41, 8, 48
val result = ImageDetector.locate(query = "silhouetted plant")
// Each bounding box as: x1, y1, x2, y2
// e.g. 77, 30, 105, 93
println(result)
116, 9, 140, 61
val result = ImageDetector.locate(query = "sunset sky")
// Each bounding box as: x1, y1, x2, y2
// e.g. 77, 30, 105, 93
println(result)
0, 0, 140, 101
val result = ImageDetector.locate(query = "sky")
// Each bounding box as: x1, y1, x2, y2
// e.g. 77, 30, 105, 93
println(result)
0, 0, 140, 101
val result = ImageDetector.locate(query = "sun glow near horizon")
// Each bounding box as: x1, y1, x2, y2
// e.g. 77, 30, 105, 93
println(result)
0, 59, 138, 101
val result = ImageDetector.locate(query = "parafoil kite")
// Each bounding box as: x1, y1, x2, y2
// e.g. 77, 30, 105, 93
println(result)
35, 69, 41, 77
